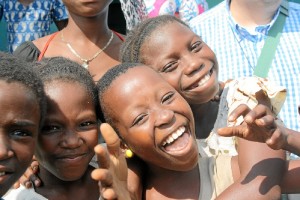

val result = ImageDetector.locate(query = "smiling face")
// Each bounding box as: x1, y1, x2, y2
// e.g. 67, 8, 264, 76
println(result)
103, 66, 198, 171
140, 21, 219, 105
36, 80, 98, 181
0, 81, 40, 197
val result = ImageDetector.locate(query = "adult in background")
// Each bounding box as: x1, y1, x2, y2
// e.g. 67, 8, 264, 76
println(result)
189, 0, 300, 136
14, 0, 124, 82
120, 0, 208, 31
0, 0, 68, 53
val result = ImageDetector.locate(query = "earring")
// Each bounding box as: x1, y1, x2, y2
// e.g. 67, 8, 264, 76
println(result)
125, 149, 134, 158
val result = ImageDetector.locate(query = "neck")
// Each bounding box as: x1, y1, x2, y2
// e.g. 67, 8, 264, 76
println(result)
36, 166, 98, 199
146, 163, 200, 199
230, 0, 282, 28
190, 101, 219, 139
64, 11, 111, 42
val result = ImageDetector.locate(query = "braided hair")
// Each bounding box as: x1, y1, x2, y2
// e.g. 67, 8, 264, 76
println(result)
120, 15, 189, 63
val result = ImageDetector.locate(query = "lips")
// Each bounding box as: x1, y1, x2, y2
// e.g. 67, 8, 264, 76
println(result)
186, 67, 214, 90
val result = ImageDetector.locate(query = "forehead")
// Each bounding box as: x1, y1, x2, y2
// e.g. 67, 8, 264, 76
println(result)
104, 66, 170, 108
141, 22, 195, 62
0, 80, 40, 121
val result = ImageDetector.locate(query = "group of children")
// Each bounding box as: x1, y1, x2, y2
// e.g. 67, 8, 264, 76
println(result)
1, 14, 300, 200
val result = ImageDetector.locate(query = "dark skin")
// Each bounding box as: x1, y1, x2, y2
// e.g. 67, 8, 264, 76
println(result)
31, 0, 122, 81
93, 103, 300, 199
138, 21, 286, 199
32, 81, 99, 199
0, 81, 40, 197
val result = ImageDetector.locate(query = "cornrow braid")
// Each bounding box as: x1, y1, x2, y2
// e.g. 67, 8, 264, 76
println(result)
120, 15, 189, 63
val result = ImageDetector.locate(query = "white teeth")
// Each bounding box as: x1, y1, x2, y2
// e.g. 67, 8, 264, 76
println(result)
0, 172, 5, 176
198, 73, 210, 86
162, 126, 185, 147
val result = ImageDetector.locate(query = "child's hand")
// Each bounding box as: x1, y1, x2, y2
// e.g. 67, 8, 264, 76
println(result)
91, 123, 130, 200
218, 104, 287, 150
13, 157, 41, 189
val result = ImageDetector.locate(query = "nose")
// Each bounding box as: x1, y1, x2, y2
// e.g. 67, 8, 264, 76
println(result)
60, 129, 83, 149
154, 108, 175, 127
0, 134, 14, 160
183, 54, 203, 76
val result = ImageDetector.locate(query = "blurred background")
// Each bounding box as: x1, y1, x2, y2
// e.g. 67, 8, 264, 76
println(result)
1, 0, 299, 52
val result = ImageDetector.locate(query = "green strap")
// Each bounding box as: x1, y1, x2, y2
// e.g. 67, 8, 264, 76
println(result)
253, 0, 289, 78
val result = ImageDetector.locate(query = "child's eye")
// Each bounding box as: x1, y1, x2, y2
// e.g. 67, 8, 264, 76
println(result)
41, 125, 60, 133
162, 61, 178, 73
11, 130, 32, 137
191, 41, 202, 52
132, 114, 147, 126
79, 121, 97, 129
162, 92, 175, 104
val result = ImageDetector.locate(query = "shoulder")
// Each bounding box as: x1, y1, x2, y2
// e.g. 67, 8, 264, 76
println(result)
13, 41, 40, 62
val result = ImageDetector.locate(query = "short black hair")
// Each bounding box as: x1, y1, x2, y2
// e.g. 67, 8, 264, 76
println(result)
97, 62, 142, 128
36, 57, 100, 119
120, 15, 189, 63
0, 51, 46, 128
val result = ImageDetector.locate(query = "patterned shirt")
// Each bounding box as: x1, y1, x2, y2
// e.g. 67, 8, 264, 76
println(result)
0, 0, 68, 52
119, 0, 208, 31
189, 0, 300, 132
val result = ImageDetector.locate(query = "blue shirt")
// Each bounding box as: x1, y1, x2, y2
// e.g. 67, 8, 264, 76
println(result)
189, 0, 300, 132
0, 0, 68, 52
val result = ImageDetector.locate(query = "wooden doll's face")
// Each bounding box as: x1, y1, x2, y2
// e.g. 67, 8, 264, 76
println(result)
0, 81, 40, 196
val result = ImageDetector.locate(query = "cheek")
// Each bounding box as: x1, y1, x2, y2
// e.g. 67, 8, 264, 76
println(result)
38, 136, 58, 152
14, 141, 35, 172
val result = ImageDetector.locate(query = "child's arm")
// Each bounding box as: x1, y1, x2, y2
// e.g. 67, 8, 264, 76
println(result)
218, 104, 300, 156
13, 157, 41, 189
217, 104, 286, 199
91, 123, 131, 200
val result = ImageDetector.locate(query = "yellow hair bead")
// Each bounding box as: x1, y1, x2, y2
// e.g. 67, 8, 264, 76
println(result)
125, 149, 133, 158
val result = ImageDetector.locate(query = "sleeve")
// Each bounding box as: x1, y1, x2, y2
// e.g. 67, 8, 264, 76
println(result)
13, 41, 40, 62
52, 0, 68, 22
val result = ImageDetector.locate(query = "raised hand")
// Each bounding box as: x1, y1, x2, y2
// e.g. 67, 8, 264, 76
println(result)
218, 104, 287, 151
91, 123, 131, 200
13, 157, 41, 189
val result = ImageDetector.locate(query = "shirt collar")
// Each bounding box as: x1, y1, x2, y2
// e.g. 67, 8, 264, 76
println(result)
226, 0, 281, 42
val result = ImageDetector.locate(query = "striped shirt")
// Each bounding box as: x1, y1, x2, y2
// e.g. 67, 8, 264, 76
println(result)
189, 0, 300, 131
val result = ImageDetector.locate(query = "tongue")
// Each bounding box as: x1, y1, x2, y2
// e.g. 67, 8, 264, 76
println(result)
164, 132, 189, 152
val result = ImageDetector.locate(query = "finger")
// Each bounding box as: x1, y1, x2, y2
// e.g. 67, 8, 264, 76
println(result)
244, 104, 270, 124
101, 188, 118, 200
218, 126, 245, 138
29, 174, 42, 187
100, 123, 121, 157
94, 144, 110, 169
13, 181, 20, 189
30, 161, 39, 174
91, 168, 113, 186
228, 104, 250, 122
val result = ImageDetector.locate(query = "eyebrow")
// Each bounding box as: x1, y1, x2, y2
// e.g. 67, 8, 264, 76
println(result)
11, 120, 37, 127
